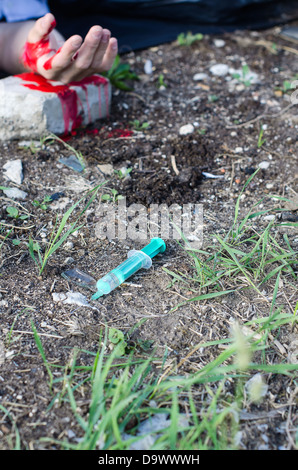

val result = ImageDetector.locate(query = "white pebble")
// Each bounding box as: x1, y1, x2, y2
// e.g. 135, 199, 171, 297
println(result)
144, 59, 153, 75
193, 72, 208, 81
209, 64, 229, 76
259, 161, 270, 169
179, 124, 194, 135
52, 293, 67, 302
213, 39, 226, 48
52, 291, 90, 307
3, 188, 27, 200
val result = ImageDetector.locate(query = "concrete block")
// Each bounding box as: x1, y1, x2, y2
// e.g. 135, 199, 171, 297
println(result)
0, 73, 111, 140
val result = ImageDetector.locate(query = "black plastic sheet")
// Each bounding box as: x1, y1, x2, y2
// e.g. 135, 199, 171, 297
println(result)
49, 0, 298, 51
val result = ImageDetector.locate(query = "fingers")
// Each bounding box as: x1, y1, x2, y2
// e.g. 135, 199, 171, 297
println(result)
73, 28, 118, 74
73, 26, 110, 70
30, 18, 118, 83
95, 37, 118, 72
27, 13, 56, 43
52, 28, 118, 82
43, 35, 82, 72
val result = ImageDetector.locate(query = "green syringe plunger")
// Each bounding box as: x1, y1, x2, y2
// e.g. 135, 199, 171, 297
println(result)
92, 238, 166, 300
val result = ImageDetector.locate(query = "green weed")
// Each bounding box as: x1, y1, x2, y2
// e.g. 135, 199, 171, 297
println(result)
32, 195, 53, 211
177, 32, 203, 46
6, 206, 29, 220
257, 125, 266, 148
28, 182, 105, 275
130, 119, 150, 132
102, 55, 139, 91
0, 405, 21, 449
43, 133, 86, 170
101, 188, 124, 203
157, 73, 167, 89
232, 64, 252, 87
114, 168, 132, 179
35, 314, 297, 450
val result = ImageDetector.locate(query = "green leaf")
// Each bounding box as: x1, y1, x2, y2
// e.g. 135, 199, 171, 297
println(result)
6, 206, 19, 218
109, 328, 125, 344
101, 194, 111, 201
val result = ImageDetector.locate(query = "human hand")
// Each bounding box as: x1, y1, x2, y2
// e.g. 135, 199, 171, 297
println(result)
22, 13, 118, 83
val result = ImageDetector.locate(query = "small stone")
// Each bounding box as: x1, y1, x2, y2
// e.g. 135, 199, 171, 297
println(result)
213, 39, 225, 48
50, 197, 70, 211
193, 72, 208, 81
52, 293, 67, 302
209, 64, 229, 76
259, 161, 270, 169
144, 60, 153, 75
67, 429, 76, 439
235, 84, 245, 92
64, 241, 74, 250
179, 124, 194, 135
59, 154, 84, 172
63, 257, 75, 266
52, 291, 91, 307
63, 292, 90, 307
3, 188, 27, 199
18, 140, 41, 149
98, 163, 114, 176
3, 159, 23, 184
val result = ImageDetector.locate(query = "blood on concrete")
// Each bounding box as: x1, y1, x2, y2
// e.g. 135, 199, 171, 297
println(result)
16, 72, 110, 136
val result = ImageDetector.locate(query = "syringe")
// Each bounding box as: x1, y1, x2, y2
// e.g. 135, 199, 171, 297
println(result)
92, 238, 166, 300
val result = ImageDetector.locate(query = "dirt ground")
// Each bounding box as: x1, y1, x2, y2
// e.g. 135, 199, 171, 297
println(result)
0, 20, 297, 450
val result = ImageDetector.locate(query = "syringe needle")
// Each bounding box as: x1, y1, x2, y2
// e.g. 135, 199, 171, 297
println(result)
92, 238, 166, 300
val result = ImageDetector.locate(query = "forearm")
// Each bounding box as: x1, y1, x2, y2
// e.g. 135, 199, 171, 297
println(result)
0, 21, 35, 74
0, 21, 64, 75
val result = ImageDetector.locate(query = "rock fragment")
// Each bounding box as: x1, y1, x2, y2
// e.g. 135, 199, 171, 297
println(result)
3, 159, 23, 184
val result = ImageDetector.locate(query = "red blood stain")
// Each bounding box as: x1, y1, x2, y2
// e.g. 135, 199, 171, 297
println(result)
22, 19, 57, 72
48, 20, 57, 35
17, 73, 110, 136
107, 128, 133, 138
23, 39, 55, 72
43, 46, 62, 71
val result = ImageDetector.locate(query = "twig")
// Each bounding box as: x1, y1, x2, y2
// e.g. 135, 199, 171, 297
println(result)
230, 160, 235, 189
170, 154, 180, 175
12, 330, 64, 339
226, 103, 296, 129
256, 39, 298, 55
0, 197, 32, 215
279, 44, 298, 55
127, 91, 147, 104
